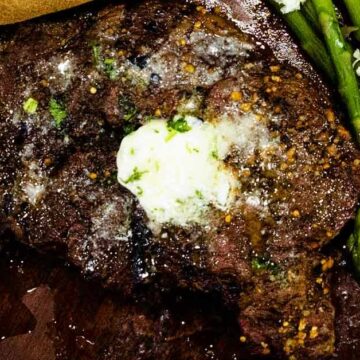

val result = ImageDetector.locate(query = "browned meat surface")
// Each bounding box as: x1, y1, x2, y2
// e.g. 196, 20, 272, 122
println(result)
331, 267, 360, 359
0, 244, 252, 360
1, 1, 360, 359
1, 243, 360, 360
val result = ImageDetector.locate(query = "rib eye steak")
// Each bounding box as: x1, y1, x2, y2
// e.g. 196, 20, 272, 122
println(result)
1, 1, 360, 359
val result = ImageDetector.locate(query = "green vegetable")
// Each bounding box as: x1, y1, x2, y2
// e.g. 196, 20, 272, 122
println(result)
167, 117, 192, 133
341, 25, 360, 39
268, 0, 336, 83
348, 210, 360, 277
312, 0, 360, 142
23, 97, 38, 114
49, 98, 67, 128
271, 0, 360, 277
124, 167, 148, 184
302, 1, 322, 33
343, 0, 360, 42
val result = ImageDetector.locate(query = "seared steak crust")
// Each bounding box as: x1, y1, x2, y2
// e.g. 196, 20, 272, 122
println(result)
1, 1, 360, 358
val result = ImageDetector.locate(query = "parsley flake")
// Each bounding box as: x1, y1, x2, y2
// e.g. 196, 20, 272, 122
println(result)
119, 96, 138, 122
92, 44, 101, 66
91, 44, 118, 79
167, 117, 192, 133
49, 98, 67, 128
124, 167, 148, 184
104, 58, 118, 80
251, 257, 279, 273
123, 123, 136, 135
23, 97, 38, 114
195, 190, 204, 200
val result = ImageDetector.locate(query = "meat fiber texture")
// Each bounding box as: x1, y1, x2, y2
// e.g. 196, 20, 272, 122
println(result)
1, 1, 360, 359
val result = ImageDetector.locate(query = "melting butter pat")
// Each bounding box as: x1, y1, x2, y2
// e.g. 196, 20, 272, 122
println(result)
117, 114, 273, 228
117, 115, 241, 227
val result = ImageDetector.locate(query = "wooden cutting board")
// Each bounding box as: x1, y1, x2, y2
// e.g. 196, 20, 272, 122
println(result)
0, 0, 92, 25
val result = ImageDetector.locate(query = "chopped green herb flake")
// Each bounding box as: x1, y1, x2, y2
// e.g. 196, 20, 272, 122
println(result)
130, 148, 135, 155
23, 97, 38, 114
110, 170, 118, 181
165, 130, 177, 142
104, 58, 118, 80
92, 44, 101, 66
154, 161, 160, 172
123, 123, 136, 135
91, 44, 118, 79
136, 186, 144, 196
211, 150, 219, 160
144, 115, 153, 122
104, 58, 115, 65
195, 190, 204, 200
49, 98, 67, 128
167, 117, 192, 133
119, 96, 138, 122
124, 167, 148, 184
124, 110, 138, 121
186, 144, 200, 153
251, 257, 279, 273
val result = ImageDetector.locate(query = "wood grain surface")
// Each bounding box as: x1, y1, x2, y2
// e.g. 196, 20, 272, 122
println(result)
0, 0, 92, 25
